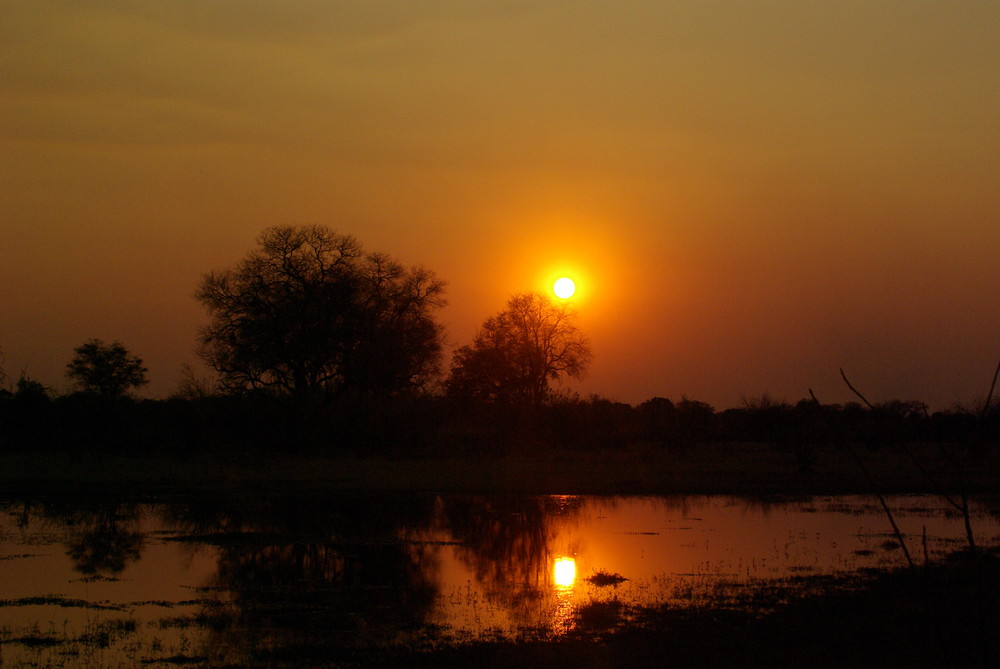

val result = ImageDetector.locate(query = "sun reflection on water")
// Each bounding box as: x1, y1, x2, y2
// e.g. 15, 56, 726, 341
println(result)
551, 556, 577, 634
553, 556, 577, 588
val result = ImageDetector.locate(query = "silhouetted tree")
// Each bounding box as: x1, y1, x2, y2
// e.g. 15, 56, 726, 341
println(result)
449, 292, 592, 405
674, 397, 716, 444
638, 396, 676, 445
14, 373, 50, 402
197, 225, 446, 400
66, 339, 148, 399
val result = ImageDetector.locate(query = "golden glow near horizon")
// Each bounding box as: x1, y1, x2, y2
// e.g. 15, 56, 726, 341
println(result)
553, 277, 576, 299
1, 2, 998, 408
553, 556, 577, 588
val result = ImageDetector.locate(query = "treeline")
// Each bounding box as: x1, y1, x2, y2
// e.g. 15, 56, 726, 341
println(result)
1, 224, 997, 465
1, 389, 997, 459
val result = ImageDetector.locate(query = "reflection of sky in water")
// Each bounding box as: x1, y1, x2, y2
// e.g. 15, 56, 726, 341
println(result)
418, 495, 1000, 638
0, 494, 997, 661
0, 508, 221, 667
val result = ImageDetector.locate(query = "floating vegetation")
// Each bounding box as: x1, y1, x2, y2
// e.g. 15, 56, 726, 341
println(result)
132, 599, 211, 609
77, 618, 138, 648
0, 595, 125, 610
139, 653, 208, 665
586, 570, 628, 586
2, 632, 63, 647
72, 575, 123, 583
618, 531, 659, 536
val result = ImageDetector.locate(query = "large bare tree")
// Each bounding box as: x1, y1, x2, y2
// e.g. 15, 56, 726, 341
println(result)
197, 225, 446, 400
449, 292, 592, 405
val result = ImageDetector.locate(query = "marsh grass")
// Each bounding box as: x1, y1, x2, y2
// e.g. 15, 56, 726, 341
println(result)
0, 596, 223, 668
366, 552, 1000, 669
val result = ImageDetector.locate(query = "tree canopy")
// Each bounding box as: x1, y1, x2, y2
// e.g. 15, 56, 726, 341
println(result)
448, 292, 592, 405
196, 225, 446, 400
66, 339, 149, 399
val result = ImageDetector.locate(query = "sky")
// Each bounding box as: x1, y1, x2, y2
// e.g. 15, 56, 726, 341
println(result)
2, 1, 998, 409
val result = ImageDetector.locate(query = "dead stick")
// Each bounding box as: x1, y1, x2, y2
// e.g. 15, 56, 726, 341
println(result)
840, 368, 874, 409
981, 358, 1000, 419
810, 388, 914, 567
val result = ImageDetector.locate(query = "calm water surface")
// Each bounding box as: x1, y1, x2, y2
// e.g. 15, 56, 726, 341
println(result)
0, 494, 996, 666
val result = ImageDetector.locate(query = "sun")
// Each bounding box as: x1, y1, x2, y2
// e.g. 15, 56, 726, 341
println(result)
553, 277, 576, 299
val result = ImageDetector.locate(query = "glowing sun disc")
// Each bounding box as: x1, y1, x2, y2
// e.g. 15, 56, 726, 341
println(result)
553, 277, 576, 299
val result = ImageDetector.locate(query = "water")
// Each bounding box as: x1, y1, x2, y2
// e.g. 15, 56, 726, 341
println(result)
0, 493, 996, 666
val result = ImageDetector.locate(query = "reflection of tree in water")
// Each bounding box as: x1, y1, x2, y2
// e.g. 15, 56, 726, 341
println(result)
436, 495, 586, 625
8, 499, 146, 578
163, 494, 442, 664
66, 514, 143, 577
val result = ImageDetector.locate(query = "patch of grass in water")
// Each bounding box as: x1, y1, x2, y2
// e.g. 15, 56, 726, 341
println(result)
0, 595, 125, 610
77, 618, 137, 648
140, 653, 208, 665
585, 569, 628, 586
3, 632, 64, 647
132, 598, 211, 609
72, 575, 123, 583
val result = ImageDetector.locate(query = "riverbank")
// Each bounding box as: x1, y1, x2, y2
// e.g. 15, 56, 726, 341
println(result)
1, 441, 996, 497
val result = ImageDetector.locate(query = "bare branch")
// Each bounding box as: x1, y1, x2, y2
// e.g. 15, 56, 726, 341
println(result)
809, 388, 913, 567
839, 368, 874, 409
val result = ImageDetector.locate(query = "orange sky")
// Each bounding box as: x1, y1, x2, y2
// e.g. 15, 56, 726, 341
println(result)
2, 1, 998, 408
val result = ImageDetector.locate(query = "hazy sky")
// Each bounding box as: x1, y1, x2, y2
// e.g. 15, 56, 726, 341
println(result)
2, 1, 998, 409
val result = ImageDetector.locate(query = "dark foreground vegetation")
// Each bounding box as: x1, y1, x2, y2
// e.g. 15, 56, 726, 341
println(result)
1, 390, 998, 497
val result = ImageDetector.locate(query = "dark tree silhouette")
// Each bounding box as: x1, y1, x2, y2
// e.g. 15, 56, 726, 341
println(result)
15, 373, 50, 401
66, 339, 148, 399
197, 225, 446, 400
449, 292, 592, 405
